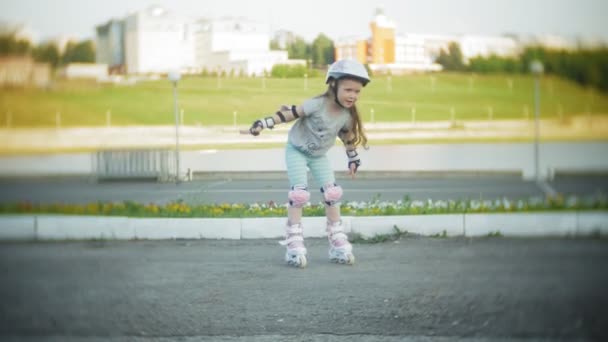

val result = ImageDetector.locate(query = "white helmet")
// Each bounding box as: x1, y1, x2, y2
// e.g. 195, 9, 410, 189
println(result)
325, 59, 371, 86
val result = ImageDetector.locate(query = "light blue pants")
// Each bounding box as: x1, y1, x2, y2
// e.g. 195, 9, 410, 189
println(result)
285, 143, 335, 188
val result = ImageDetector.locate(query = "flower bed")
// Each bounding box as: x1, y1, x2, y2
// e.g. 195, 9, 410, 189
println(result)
1, 194, 606, 218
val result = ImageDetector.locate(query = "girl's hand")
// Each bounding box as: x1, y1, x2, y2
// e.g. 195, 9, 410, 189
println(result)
347, 150, 360, 179
248, 120, 264, 136
246, 117, 275, 136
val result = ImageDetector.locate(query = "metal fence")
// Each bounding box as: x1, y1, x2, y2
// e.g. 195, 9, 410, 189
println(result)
94, 149, 175, 181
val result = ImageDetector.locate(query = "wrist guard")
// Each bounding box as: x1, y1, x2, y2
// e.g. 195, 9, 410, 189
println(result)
249, 116, 275, 136
261, 116, 275, 129
346, 149, 361, 172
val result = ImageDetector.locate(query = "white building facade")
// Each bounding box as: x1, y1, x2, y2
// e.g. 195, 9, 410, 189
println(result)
459, 35, 520, 61
99, 6, 295, 76
393, 34, 445, 72
334, 36, 367, 63
391, 34, 520, 72
124, 6, 196, 74
195, 17, 290, 76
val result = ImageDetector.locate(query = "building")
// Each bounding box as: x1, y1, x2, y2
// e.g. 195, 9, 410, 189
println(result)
95, 19, 125, 73
393, 34, 444, 72
60, 63, 108, 80
0, 56, 50, 87
459, 35, 520, 61
335, 8, 442, 73
123, 5, 196, 74
335, 9, 523, 73
334, 8, 397, 65
194, 17, 290, 76
417, 34, 458, 62
368, 8, 396, 64
334, 36, 368, 63
519, 34, 578, 50
95, 5, 298, 76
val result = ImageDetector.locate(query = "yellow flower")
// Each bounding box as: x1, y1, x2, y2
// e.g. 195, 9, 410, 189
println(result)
86, 203, 99, 214
145, 204, 159, 214
103, 203, 113, 214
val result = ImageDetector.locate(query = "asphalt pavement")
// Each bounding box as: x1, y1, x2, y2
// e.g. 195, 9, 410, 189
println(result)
0, 237, 606, 341
1, 174, 607, 205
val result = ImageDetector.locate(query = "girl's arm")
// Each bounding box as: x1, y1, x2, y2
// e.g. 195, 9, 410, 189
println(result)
248, 104, 305, 136
338, 128, 361, 177
338, 128, 356, 152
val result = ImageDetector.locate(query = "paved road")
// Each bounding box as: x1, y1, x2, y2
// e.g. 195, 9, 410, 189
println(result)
0, 238, 606, 341
0, 174, 607, 205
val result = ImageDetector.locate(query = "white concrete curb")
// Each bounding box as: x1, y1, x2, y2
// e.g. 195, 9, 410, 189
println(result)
464, 212, 578, 237
576, 211, 608, 235
0, 212, 606, 241
350, 214, 464, 238
37, 215, 132, 240
0, 216, 36, 240
130, 218, 241, 240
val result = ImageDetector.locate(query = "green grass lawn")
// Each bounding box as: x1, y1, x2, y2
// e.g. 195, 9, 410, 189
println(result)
1, 73, 607, 127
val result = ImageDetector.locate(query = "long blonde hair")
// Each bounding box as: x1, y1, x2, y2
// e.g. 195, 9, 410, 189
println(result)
321, 78, 369, 149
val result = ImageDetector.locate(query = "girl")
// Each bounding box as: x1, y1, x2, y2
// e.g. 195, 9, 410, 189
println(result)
247, 59, 370, 268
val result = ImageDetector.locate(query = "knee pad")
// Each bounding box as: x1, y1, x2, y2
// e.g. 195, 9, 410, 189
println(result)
288, 185, 310, 208
321, 183, 343, 206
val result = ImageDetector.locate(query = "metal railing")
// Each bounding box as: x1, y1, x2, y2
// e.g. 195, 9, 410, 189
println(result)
94, 149, 175, 181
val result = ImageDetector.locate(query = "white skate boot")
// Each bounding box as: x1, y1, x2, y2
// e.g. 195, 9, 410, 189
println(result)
327, 220, 355, 265
278, 222, 307, 268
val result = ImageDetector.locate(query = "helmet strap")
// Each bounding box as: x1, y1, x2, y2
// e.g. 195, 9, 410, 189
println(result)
331, 80, 346, 109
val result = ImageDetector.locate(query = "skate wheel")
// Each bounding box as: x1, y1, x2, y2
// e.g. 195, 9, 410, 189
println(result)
330, 254, 355, 265
298, 256, 307, 268
287, 255, 307, 268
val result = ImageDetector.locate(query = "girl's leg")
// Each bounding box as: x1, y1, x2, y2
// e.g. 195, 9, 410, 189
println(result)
309, 154, 354, 264
285, 144, 309, 224
307, 154, 340, 222
281, 144, 310, 267
324, 204, 340, 223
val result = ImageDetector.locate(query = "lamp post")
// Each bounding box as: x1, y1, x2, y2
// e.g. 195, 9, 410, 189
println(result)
168, 71, 181, 184
530, 60, 544, 181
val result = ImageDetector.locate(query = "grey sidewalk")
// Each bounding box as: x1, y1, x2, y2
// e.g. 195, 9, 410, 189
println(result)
2, 142, 608, 181
0, 238, 606, 341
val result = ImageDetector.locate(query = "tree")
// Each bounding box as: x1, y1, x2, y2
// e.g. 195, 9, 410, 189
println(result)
468, 55, 522, 73
271, 64, 308, 78
287, 36, 311, 60
62, 40, 95, 65
269, 39, 282, 51
0, 33, 32, 56
311, 33, 334, 67
519, 46, 546, 75
518, 46, 608, 92
32, 42, 60, 68
436, 42, 465, 71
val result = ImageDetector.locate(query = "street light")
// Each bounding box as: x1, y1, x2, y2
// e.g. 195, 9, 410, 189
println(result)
168, 71, 181, 184
530, 60, 544, 181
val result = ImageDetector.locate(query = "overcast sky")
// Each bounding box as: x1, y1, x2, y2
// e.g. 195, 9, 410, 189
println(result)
1, 0, 607, 42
